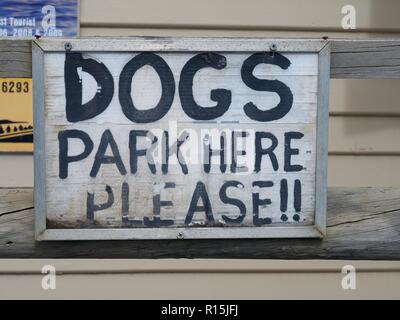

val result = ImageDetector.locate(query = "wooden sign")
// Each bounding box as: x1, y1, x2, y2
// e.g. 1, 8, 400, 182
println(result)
33, 38, 330, 240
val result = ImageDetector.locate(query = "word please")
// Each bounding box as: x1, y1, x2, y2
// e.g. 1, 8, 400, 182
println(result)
86, 179, 303, 226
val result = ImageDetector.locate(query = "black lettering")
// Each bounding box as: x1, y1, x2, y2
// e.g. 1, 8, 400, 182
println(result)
90, 129, 127, 177
121, 182, 142, 226
179, 53, 231, 120
129, 130, 157, 174
144, 182, 175, 227
119, 53, 175, 123
87, 185, 114, 222
231, 131, 248, 173
241, 52, 293, 122
252, 181, 273, 226
284, 131, 304, 172
185, 182, 214, 225
203, 132, 226, 173
170, 131, 189, 174
293, 179, 302, 221
58, 129, 94, 179
280, 179, 288, 221
161, 131, 169, 174
255, 131, 278, 172
64, 53, 114, 122
219, 181, 246, 224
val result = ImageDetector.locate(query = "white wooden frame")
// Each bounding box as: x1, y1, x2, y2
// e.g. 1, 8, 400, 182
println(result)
33, 38, 330, 241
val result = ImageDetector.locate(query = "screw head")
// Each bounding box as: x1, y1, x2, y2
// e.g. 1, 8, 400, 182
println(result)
64, 42, 72, 51
177, 232, 184, 239
270, 44, 277, 51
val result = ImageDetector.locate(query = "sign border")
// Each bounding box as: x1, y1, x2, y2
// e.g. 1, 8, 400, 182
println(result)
33, 38, 330, 240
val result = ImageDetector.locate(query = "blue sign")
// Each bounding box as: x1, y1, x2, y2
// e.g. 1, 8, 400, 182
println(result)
0, 0, 78, 37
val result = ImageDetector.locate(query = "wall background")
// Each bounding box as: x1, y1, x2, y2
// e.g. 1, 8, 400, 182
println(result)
0, 0, 399, 299
2, 0, 400, 187
1, 259, 400, 299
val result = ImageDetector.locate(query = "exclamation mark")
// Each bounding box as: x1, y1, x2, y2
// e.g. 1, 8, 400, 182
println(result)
121, 182, 129, 224
280, 179, 288, 221
293, 179, 302, 222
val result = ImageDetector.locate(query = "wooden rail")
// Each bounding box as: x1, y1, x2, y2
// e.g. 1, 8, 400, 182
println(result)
1, 38, 400, 259
0, 187, 399, 259
1, 38, 400, 79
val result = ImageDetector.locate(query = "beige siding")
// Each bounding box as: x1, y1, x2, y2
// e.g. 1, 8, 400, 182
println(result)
329, 117, 400, 154
80, 0, 400, 31
1, 259, 400, 299
4, 271, 400, 299
330, 79, 400, 116
328, 155, 400, 186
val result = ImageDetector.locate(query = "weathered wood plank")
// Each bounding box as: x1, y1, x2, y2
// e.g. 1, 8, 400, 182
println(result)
331, 39, 400, 78
1, 38, 400, 79
0, 40, 31, 78
0, 187, 399, 259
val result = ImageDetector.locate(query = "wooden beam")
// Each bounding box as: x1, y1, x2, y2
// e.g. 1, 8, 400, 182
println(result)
1, 38, 400, 79
331, 39, 400, 78
0, 187, 399, 259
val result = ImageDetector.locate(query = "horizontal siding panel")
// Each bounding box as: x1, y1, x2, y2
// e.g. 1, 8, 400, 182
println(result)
80, 0, 400, 31
1, 259, 399, 273
0, 155, 33, 188
80, 28, 400, 39
330, 79, 400, 115
329, 116, 400, 153
329, 155, 400, 186
1, 272, 400, 299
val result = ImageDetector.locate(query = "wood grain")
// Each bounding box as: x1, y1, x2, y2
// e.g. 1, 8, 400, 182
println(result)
0, 40, 31, 78
40, 51, 319, 235
331, 40, 400, 79
0, 187, 399, 259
